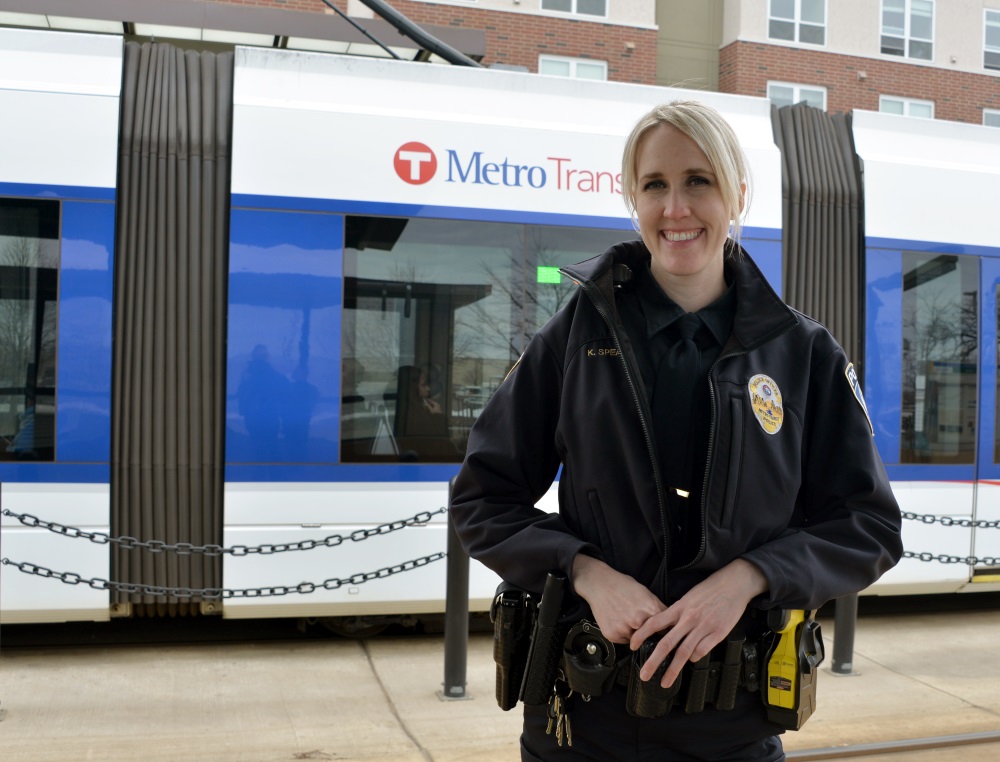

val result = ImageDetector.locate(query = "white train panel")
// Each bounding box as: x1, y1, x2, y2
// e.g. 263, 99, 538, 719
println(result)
853, 110, 1000, 248
0, 28, 121, 189
0, 484, 111, 623
230, 48, 782, 232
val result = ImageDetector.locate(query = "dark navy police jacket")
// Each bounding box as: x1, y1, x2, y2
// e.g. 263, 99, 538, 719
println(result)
451, 239, 902, 612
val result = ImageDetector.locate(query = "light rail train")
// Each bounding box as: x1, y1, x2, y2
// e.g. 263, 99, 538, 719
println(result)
1, 26, 998, 628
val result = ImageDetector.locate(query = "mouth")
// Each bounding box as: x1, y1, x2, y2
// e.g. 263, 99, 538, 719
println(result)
661, 229, 703, 242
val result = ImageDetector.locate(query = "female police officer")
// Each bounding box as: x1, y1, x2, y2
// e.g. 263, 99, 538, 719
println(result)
450, 100, 902, 761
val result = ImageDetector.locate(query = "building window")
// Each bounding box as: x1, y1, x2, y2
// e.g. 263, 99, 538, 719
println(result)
540, 0, 607, 18
879, 95, 934, 118
881, 0, 933, 61
767, 81, 827, 109
985, 109, 1000, 128
986, 10, 1000, 71
768, 0, 826, 45
539, 55, 608, 80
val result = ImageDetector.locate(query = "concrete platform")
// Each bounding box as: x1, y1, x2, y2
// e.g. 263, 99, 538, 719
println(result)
2, 606, 1000, 761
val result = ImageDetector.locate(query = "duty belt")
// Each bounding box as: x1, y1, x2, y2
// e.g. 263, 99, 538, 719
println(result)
560, 620, 762, 717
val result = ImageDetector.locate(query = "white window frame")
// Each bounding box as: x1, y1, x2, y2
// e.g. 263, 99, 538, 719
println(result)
986, 9, 1000, 71
985, 109, 1000, 128
879, 95, 934, 118
539, 0, 608, 20
766, 81, 827, 110
880, 0, 934, 61
767, 0, 827, 47
538, 54, 608, 80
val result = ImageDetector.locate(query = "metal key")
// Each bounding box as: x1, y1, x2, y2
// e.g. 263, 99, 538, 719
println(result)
547, 691, 572, 747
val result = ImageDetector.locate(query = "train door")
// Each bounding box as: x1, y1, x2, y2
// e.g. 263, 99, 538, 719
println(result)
974, 257, 1000, 586
867, 248, 978, 592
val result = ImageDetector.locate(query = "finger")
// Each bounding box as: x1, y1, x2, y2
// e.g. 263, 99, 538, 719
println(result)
629, 609, 672, 650
661, 632, 719, 689
638, 631, 681, 681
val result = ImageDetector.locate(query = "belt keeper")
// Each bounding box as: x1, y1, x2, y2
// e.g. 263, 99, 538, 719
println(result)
715, 632, 746, 711
684, 654, 711, 713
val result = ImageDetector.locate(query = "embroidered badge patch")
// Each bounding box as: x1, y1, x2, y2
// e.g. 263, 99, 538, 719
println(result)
748, 374, 783, 435
844, 362, 874, 436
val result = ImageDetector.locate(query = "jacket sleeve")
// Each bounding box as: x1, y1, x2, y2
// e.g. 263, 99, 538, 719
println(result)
742, 344, 903, 610
450, 329, 598, 595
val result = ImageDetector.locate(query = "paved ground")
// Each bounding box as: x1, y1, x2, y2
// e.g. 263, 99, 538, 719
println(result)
2, 605, 999, 761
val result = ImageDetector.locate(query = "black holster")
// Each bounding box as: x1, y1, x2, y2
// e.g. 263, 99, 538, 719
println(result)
490, 581, 535, 711
626, 638, 683, 718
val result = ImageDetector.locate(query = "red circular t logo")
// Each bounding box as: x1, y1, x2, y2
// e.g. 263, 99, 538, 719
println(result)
394, 142, 437, 184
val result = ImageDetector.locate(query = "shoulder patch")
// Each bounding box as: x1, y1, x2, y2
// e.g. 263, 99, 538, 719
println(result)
748, 374, 783, 435
844, 362, 874, 436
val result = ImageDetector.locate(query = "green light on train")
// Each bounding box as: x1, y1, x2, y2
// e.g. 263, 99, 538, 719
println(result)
537, 266, 561, 284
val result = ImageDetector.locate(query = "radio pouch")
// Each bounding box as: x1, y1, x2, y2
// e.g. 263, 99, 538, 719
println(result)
490, 581, 535, 711
762, 609, 824, 730
626, 638, 683, 718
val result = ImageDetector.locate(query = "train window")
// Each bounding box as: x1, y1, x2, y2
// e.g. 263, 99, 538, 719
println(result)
0, 198, 59, 462
340, 216, 630, 463
899, 253, 977, 464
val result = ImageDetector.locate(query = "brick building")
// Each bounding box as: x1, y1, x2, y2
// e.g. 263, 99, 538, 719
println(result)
659, 0, 1000, 126
2, 0, 998, 124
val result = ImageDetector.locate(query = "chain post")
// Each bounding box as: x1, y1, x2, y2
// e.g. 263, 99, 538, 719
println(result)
439, 476, 470, 701
830, 592, 859, 675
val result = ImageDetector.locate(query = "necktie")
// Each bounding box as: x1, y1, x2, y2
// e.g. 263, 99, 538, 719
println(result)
653, 312, 702, 497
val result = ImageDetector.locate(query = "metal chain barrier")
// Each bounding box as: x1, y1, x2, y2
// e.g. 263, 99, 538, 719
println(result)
903, 551, 1000, 566
900, 512, 1000, 565
901, 511, 1000, 530
0, 506, 445, 556
0, 552, 446, 600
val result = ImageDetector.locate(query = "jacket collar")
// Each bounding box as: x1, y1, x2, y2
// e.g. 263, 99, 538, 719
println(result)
561, 238, 799, 352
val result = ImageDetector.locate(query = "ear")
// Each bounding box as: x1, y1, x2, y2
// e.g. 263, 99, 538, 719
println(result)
738, 182, 747, 214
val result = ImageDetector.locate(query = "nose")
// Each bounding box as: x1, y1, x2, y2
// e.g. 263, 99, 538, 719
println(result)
661, 190, 689, 219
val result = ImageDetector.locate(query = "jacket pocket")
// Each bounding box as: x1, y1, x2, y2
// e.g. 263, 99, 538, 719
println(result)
721, 397, 744, 531
585, 488, 616, 565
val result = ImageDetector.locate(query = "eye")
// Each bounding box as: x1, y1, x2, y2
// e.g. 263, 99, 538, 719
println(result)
688, 175, 710, 187
642, 179, 665, 191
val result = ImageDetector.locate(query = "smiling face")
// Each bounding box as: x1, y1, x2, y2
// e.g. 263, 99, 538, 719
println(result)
634, 122, 738, 303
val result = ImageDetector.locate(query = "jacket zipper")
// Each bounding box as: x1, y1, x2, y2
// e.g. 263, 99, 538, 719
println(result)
684, 320, 799, 570
569, 273, 672, 595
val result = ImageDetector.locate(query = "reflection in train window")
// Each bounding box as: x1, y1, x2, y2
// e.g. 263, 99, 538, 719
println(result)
0, 198, 60, 462
900, 253, 977, 464
340, 216, 630, 463
996, 283, 1000, 465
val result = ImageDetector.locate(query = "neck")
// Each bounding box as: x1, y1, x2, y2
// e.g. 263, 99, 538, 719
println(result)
652, 260, 727, 313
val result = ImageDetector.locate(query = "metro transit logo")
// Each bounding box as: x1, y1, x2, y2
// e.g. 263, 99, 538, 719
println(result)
392, 140, 623, 195
394, 142, 437, 184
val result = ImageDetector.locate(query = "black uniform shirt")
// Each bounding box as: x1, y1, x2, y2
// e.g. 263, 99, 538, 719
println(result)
618, 261, 737, 567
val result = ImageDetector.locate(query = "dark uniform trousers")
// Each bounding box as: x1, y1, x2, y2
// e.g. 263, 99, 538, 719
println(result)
520, 685, 785, 762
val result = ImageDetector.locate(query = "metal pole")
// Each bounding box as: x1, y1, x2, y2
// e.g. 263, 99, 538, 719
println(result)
829, 593, 858, 675
439, 475, 470, 700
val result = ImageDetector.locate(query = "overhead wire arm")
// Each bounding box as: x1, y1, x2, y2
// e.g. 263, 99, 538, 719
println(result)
317, 0, 402, 59
343, 0, 485, 67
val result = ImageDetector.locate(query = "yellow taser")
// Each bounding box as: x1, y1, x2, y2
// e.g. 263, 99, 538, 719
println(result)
763, 609, 824, 730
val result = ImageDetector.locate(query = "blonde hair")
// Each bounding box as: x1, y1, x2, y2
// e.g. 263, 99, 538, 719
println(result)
621, 100, 752, 249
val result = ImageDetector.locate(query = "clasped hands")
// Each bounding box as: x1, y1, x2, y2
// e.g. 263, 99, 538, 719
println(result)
571, 553, 767, 689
